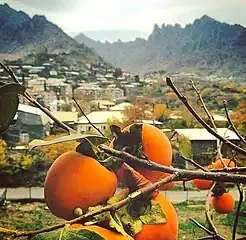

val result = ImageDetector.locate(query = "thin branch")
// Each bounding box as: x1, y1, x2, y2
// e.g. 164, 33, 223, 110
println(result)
232, 184, 244, 240
0, 174, 179, 238
223, 100, 246, 145
99, 145, 246, 183
210, 167, 246, 173
205, 183, 218, 235
190, 80, 222, 160
72, 96, 105, 137
179, 154, 208, 172
166, 77, 246, 156
0, 62, 75, 134
189, 218, 215, 236
169, 130, 178, 141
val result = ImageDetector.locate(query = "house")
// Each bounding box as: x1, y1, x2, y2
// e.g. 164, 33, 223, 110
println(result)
77, 111, 124, 133
3, 104, 50, 146
110, 102, 133, 111
173, 128, 240, 167
50, 111, 78, 132
91, 100, 116, 110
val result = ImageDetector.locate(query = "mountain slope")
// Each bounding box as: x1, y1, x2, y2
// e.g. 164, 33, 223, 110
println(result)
75, 15, 246, 75
0, 3, 109, 68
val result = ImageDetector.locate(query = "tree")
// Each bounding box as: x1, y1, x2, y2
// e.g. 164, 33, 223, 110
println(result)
232, 99, 246, 132
0, 139, 7, 165
113, 68, 123, 78
37, 134, 78, 161
123, 98, 153, 126
154, 104, 170, 121
60, 103, 72, 112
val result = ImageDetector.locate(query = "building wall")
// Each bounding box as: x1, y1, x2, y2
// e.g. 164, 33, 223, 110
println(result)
191, 140, 241, 166
77, 123, 107, 133
3, 112, 50, 146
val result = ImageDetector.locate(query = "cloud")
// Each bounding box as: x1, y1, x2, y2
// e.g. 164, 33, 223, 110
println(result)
3, 0, 246, 40
10, 0, 82, 12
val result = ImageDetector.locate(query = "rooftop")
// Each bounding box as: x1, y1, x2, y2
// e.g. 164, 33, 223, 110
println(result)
50, 111, 78, 123
110, 102, 133, 111
174, 128, 239, 141
77, 111, 124, 124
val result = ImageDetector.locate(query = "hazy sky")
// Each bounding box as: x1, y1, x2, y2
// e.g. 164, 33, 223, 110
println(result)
3, 0, 246, 40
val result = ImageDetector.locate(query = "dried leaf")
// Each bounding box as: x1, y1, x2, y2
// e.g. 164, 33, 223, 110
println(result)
29, 134, 108, 151
59, 226, 104, 240
0, 83, 25, 134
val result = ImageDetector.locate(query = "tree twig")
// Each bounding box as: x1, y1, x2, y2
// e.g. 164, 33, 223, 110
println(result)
99, 145, 246, 183
0, 62, 75, 134
190, 80, 222, 160
0, 174, 179, 238
166, 77, 246, 156
205, 183, 218, 234
232, 183, 244, 240
72, 96, 105, 136
223, 100, 246, 145
189, 218, 215, 236
179, 154, 208, 172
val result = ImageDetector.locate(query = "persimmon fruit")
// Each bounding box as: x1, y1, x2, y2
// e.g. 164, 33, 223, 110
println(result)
110, 123, 172, 183
212, 159, 235, 169
70, 224, 133, 239
135, 193, 178, 240
192, 169, 214, 190
44, 151, 117, 220
211, 192, 235, 214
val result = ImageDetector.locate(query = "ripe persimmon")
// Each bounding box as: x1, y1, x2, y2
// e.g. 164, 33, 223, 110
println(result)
212, 159, 235, 169
44, 151, 117, 220
211, 192, 235, 214
110, 123, 172, 183
192, 169, 214, 190
70, 224, 133, 239
135, 193, 178, 240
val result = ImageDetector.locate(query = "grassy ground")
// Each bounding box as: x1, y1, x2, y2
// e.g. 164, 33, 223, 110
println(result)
0, 201, 245, 239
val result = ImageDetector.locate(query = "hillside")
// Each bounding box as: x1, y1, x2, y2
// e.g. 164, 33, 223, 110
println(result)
0, 3, 109, 68
75, 15, 246, 75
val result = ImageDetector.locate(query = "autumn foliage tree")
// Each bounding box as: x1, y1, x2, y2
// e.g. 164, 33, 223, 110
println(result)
232, 99, 246, 132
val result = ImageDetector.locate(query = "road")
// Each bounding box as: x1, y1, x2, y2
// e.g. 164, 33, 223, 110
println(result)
0, 187, 244, 203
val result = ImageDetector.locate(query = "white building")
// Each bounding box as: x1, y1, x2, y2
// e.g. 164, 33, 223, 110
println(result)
77, 111, 124, 133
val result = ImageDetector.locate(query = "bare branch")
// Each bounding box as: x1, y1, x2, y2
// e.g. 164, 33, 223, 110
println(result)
232, 184, 244, 240
166, 77, 246, 156
99, 145, 246, 183
179, 154, 208, 172
205, 183, 218, 235
223, 100, 246, 145
72, 96, 105, 137
190, 80, 222, 160
0, 62, 75, 134
189, 218, 215, 236
0, 174, 179, 238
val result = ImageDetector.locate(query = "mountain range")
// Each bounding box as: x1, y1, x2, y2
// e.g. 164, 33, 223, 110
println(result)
1, 3, 246, 76
0, 3, 108, 68
75, 16, 246, 75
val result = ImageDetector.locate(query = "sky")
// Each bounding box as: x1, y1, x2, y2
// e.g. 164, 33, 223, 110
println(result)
2, 0, 246, 41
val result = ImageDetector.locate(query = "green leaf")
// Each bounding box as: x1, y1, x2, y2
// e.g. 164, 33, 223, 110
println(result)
116, 199, 167, 237
107, 189, 129, 205
59, 226, 105, 240
84, 204, 130, 237
0, 83, 25, 134
29, 134, 108, 151
31, 230, 62, 240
